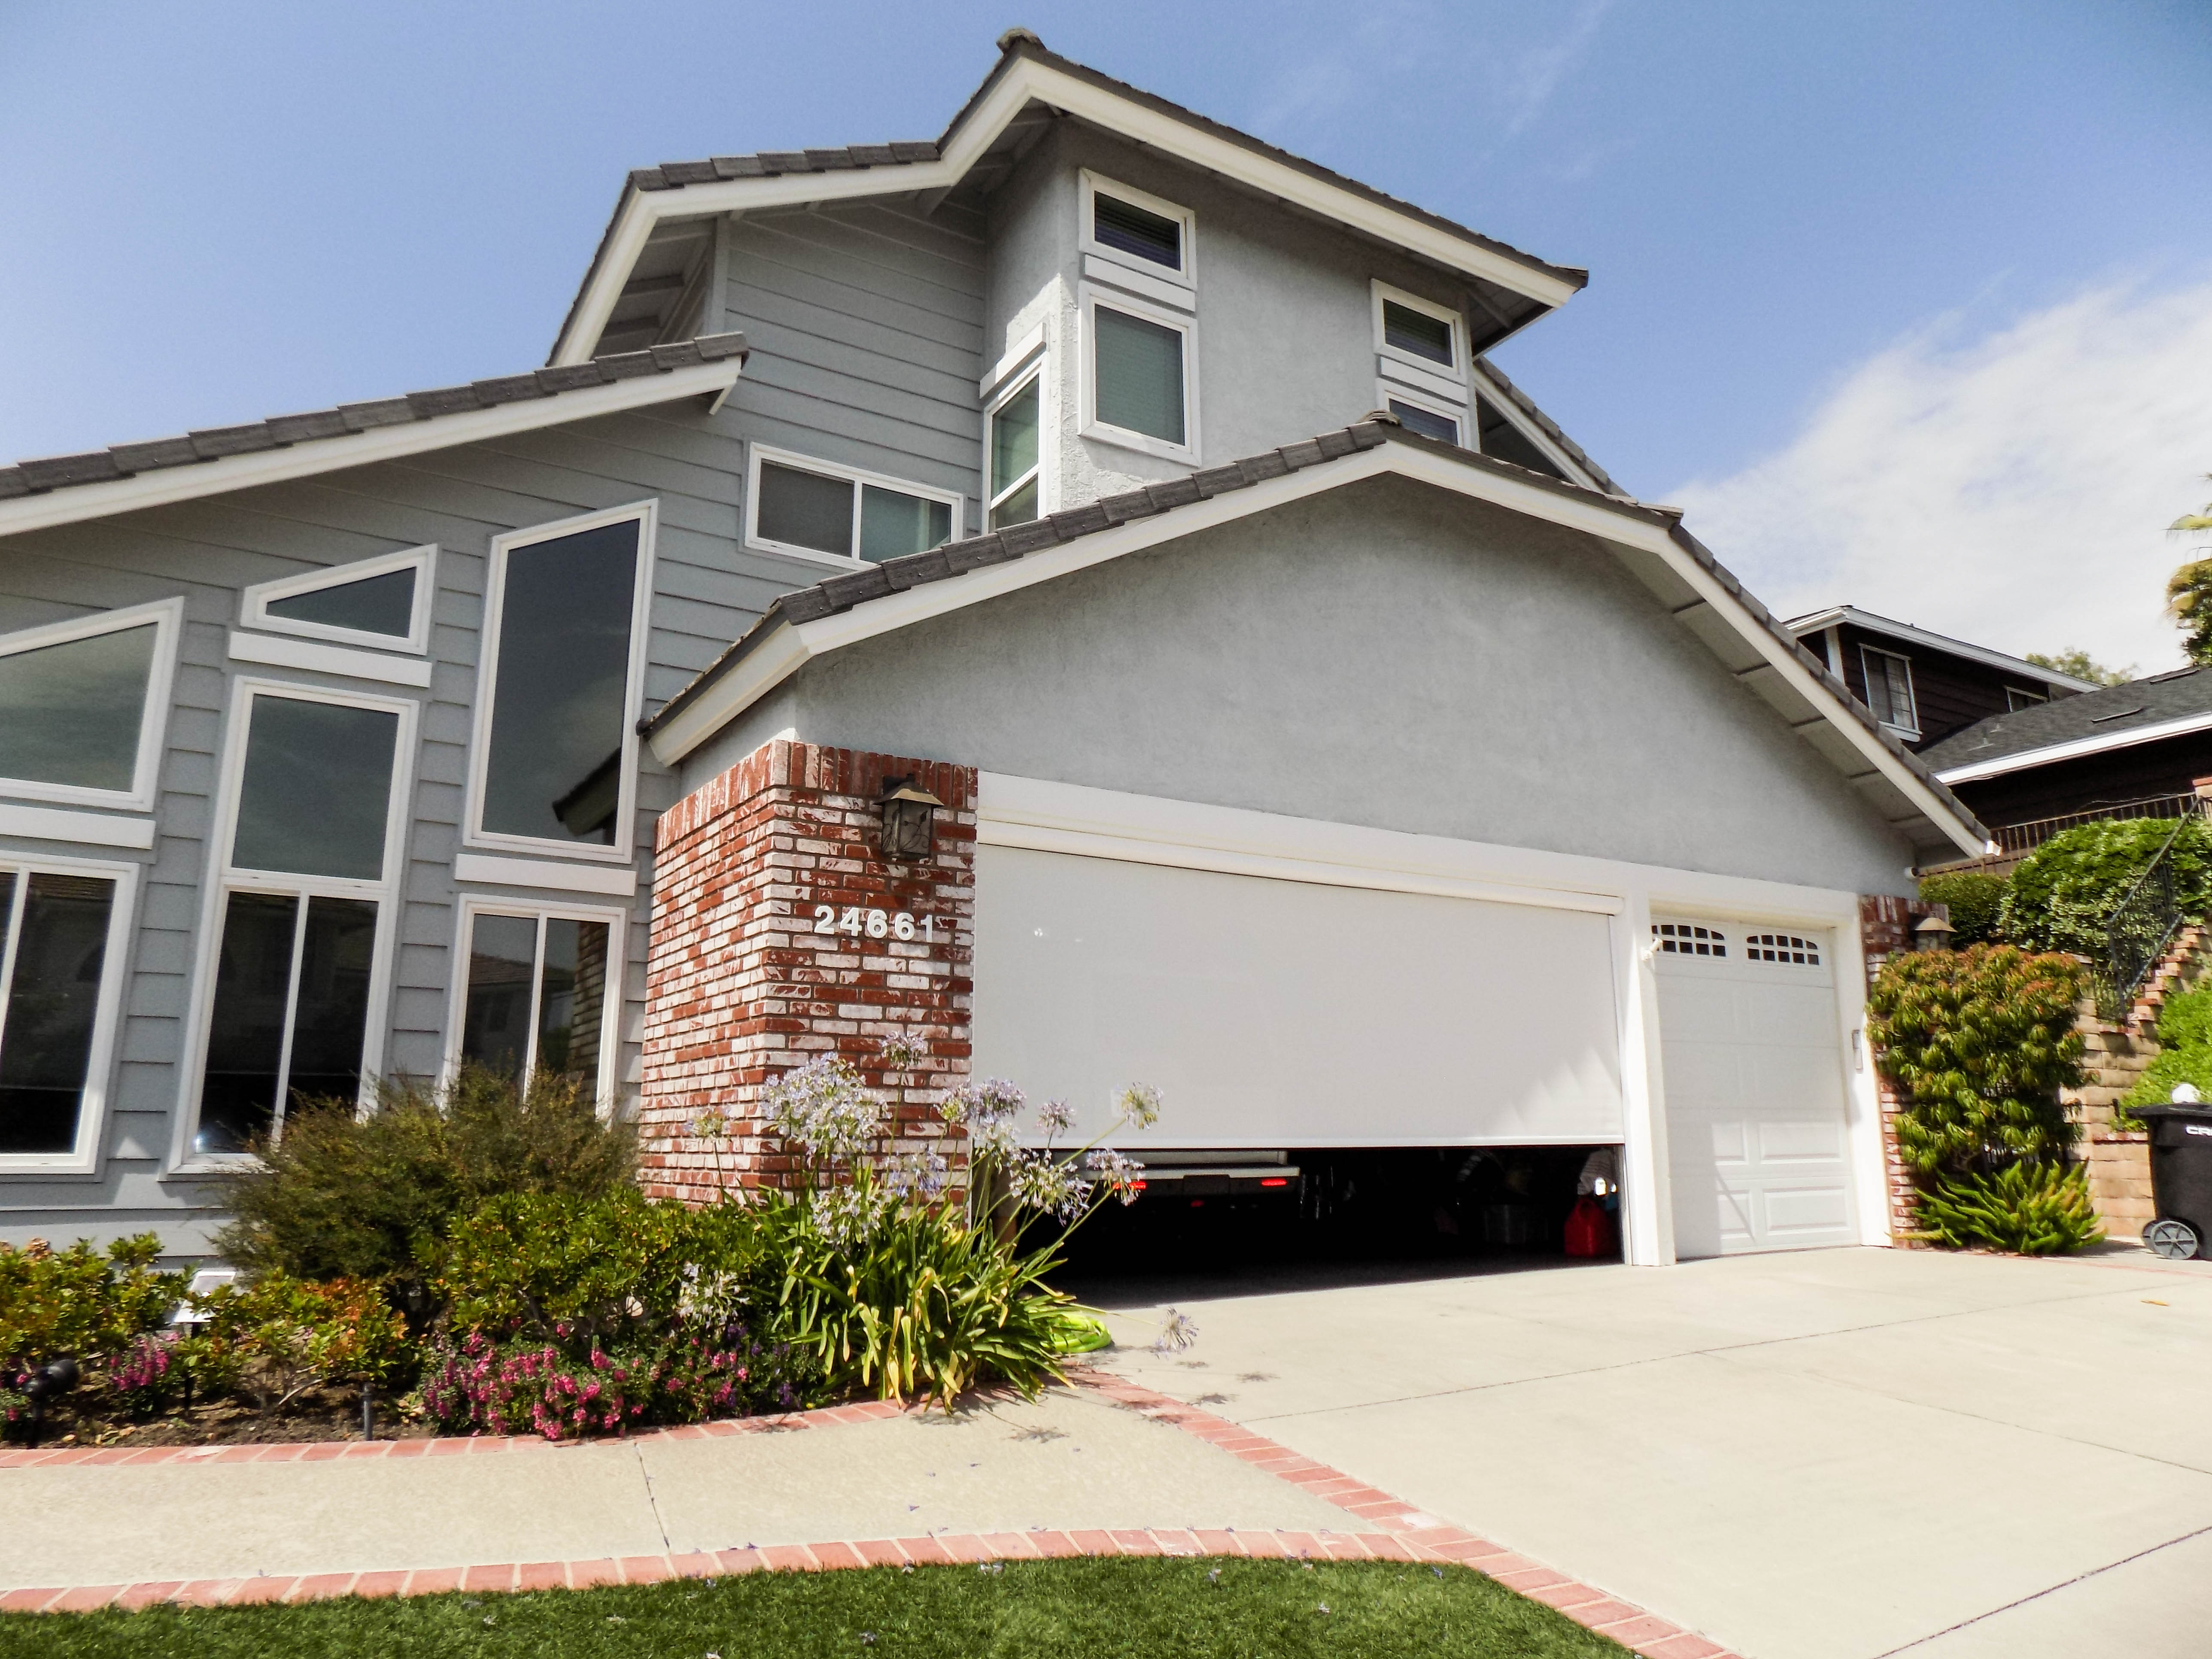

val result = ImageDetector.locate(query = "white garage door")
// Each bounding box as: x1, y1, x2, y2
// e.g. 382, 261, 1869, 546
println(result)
1654, 920, 1856, 1256
972, 845, 1626, 1150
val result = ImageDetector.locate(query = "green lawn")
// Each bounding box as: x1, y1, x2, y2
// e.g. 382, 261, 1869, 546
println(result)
0, 1558, 1629, 1658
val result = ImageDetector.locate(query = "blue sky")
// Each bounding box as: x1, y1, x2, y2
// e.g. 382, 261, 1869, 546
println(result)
5, 2, 2208, 664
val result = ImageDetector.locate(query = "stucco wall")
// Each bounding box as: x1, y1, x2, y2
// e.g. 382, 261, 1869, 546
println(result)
684, 475, 1920, 897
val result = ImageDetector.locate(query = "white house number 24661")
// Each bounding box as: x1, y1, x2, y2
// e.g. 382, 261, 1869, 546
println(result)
812, 904, 935, 943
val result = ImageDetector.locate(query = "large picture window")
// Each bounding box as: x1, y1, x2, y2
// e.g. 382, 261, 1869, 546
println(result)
0, 599, 181, 811
0, 861, 131, 1168
465, 504, 654, 863
745, 448, 961, 568
450, 901, 620, 1104
184, 681, 413, 1159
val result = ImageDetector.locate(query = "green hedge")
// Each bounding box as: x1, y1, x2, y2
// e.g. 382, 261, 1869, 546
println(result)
1999, 817, 2212, 957
1917, 870, 2008, 945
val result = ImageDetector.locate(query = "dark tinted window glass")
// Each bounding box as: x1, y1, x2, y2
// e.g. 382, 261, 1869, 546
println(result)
0, 622, 156, 793
1388, 400, 1461, 445
283, 897, 377, 1109
231, 696, 398, 880
1093, 192, 1182, 270
1382, 299, 1455, 366
460, 912, 538, 1086
857, 487, 952, 563
990, 380, 1040, 505
480, 521, 639, 845
989, 477, 1039, 531
537, 918, 609, 1086
0, 873, 115, 1155
264, 567, 417, 638
756, 463, 854, 556
198, 892, 298, 1155
1093, 307, 1185, 444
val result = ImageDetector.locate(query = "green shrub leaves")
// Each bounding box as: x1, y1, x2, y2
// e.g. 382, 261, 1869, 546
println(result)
1914, 1161, 2104, 1254
1999, 817, 2212, 957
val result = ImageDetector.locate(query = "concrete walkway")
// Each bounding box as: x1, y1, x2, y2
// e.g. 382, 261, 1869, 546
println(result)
1083, 1244, 2212, 1659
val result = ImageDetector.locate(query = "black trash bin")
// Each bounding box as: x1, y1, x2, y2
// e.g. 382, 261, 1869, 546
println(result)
2132, 1103, 2212, 1259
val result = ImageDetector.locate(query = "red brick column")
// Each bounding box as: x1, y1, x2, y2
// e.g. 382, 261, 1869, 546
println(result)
636, 740, 976, 1204
1858, 894, 1948, 1245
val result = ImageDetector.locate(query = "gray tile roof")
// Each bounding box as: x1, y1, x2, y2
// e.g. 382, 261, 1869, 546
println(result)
1922, 666, 2212, 772
626, 142, 942, 194
642, 415, 1987, 846
1474, 356, 1625, 497
0, 334, 748, 505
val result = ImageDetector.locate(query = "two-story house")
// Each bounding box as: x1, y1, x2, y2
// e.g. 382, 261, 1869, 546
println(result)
0, 32, 1987, 1266
1784, 607, 2094, 752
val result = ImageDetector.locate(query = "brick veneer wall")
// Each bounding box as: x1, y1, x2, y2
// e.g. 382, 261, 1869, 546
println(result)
1858, 894, 1948, 1245
636, 740, 977, 1205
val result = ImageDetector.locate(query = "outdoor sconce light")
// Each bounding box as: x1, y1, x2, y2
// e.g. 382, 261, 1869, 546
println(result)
20, 1355, 77, 1448
875, 775, 944, 862
1914, 913, 1956, 951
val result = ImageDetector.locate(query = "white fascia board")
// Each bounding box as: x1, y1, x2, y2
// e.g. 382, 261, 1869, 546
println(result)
1934, 708, 2212, 784
552, 58, 1579, 367
1785, 607, 2099, 693
0, 361, 743, 540
649, 442, 1982, 857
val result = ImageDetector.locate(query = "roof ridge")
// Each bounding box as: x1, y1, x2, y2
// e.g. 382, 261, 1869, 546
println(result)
0, 334, 748, 505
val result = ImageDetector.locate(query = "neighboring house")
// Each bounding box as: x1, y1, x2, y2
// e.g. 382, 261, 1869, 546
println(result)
1786, 606, 2095, 753
0, 31, 1985, 1266
1923, 666, 2212, 850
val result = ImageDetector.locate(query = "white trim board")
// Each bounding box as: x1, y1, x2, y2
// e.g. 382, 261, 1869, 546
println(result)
226, 631, 435, 689
0, 361, 741, 540
453, 852, 640, 897
1933, 708, 2212, 784
1466, 362, 1597, 492
550, 54, 1580, 366
648, 440, 1985, 860
0, 803, 155, 850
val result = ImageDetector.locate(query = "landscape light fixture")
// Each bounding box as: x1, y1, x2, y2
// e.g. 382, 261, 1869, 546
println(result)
875, 776, 944, 862
1913, 914, 1956, 951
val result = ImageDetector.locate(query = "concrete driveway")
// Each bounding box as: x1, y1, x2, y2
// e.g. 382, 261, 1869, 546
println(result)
1083, 1244, 2212, 1659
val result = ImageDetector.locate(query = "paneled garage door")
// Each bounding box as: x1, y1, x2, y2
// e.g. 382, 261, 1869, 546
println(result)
1653, 920, 1856, 1256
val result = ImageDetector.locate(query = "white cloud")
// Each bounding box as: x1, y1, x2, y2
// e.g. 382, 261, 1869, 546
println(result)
1670, 277, 2212, 677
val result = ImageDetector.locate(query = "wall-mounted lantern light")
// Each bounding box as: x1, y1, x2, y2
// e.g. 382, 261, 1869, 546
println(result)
875, 775, 944, 862
1913, 913, 1956, 951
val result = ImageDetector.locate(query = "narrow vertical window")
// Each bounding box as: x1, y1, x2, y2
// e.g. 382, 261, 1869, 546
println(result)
1861, 648, 1919, 735
988, 374, 1042, 529
457, 908, 615, 1098
1092, 304, 1187, 447
0, 871, 118, 1156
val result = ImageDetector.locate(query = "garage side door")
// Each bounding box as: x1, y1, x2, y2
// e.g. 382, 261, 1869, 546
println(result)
1654, 921, 1855, 1257
972, 845, 1626, 1149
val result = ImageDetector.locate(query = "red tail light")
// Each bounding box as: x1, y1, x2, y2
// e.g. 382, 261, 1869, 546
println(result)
1259, 1177, 1289, 1188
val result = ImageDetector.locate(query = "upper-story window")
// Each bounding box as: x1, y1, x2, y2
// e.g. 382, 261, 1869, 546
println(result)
465, 503, 655, 865
241, 545, 436, 654
988, 370, 1043, 529
1373, 282, 1468, 450
1384, 392, 1463, 446
1079, 174, 1199, 465
0, 853, 136, 1172
1861, 647, 1920, 736
2005, 686, 2048, 711
0, 599, 181, 813
1081, 173, 1195, 289
747, 447, 961, 568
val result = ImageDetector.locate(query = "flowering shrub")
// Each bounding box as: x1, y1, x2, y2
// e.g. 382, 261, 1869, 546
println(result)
109, 1333, 179, 1416
1, 1234, 185, 1429
185, 1274, 410, 1420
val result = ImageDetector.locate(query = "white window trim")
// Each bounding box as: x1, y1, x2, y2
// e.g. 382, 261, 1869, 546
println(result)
225, 631, 434, 689
0, 849, 141, 1175
239, 544, 437, 655
1079, 170, 1196, 292
1373, 281, 1467, 386
462, 501, 658, 867
171, 676, 420, 1172
743, 447, 964, 572
1465, 364, 1598, 489
441, 894, 627, 1111
1377, 383, 1465, 447
0, 597, 182, 814
985, 357, 1053, 530
1078, 285, 1201, 465
1861, 645, 1921, 738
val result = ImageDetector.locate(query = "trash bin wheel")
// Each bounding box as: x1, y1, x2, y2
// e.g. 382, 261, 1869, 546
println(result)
2145, 1217, 2202, 1260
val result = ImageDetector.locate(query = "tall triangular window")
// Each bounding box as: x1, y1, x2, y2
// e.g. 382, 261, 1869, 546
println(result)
240, 545, 435, 653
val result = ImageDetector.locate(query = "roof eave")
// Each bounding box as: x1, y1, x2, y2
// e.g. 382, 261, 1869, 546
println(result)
1784, 606, 2100, 694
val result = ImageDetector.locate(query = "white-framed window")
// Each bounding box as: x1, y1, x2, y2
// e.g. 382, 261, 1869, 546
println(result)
744, 447, 963, 569
445, 896, 624, 1109
0, 598, 182, 813
177, 678, 418, 1162
1379, 385, 1464, 447
987, 364, 1046, 530
1861, 647, 1920, 737
240, 545, 437, 655
0, 851, 138, 1174
1079, 172, 1196, 292
1373, 282, 1467, 386
462, 501, 656, 867
1079, 286, 1200, 463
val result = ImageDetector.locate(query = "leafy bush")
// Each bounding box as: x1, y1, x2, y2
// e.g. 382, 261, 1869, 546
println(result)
1914, 1161, 2105, 1254
1866, 945, 2085, 1176
2117, 978, 2212, 1123
213, 1066, 635, 1325
1919, 871, 2008, 945
182, 1274, 410, 1420
0, 1235, 185, 1424
1999, 817, 2212, 957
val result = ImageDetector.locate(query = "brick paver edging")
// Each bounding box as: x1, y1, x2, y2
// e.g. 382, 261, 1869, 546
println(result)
0, 1373, 1744, 1659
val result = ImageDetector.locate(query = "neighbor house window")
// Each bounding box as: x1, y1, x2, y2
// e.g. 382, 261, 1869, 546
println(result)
453, 902, 618, 1102
987, 371, 1043, 529
747, 448, 960, 567
2006, 686, 2048, 711
1082, 290, 1197, 461
0, 861, 129, 1166
240, 545, 436, 654
0, 599, 181, 811
465, 504, 654, 862
190, 683, 413, 1156
1861, 647, 1919, 735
